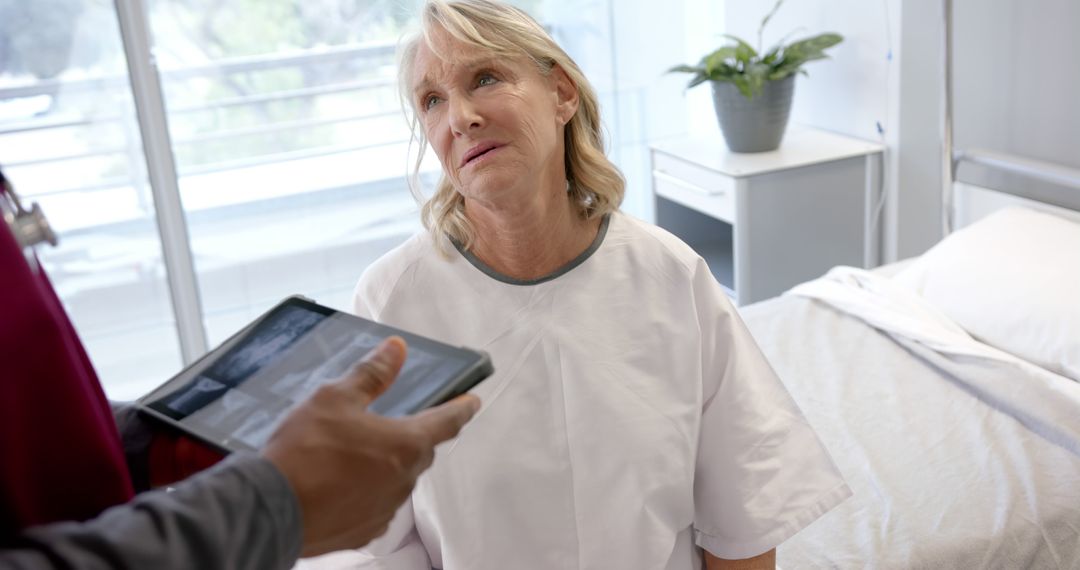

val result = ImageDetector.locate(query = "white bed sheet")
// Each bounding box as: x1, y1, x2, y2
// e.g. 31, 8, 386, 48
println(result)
868, 257, 916, 279
741, 268, 1080, 569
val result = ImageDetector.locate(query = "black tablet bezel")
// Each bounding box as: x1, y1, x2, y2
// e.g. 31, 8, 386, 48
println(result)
136, 295, 492, 454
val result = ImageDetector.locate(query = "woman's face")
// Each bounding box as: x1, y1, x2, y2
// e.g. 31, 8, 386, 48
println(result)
411, 31, 578, 208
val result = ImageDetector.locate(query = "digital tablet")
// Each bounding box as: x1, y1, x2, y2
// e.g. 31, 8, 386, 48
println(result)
136, 296, 493, 454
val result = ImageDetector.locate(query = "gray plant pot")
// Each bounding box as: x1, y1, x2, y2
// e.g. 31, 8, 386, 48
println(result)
711, 74, 795, 153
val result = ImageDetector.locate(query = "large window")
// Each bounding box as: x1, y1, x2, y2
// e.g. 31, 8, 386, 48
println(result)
145, 0, 431, 346
0, 0, 183, 399
1, 0, 689, 400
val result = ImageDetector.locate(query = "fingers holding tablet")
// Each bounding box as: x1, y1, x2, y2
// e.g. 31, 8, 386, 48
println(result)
133, 296, 492, 555
138, 296, 493, 452
340, 337, 408, 408
263, 338, 483, 557
408, 394, 482, 447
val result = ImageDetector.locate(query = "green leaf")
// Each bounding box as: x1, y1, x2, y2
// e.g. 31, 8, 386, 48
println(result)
668, 64, 713, 90
765, 26, 809, 58
732, 75, 753, 99
757, 0, 786, 52
762, 46, 781, 66
667, 64, 705, 75
745, 62, 770, 97
721, 33, 758, 67
687, 74, 710, 89
784, 33, 843, 63
703, 46, 738, 75
767, 32, 841, 79
713, 63, 741, 81
767, 67, 794, 81
672, 12, 841, 95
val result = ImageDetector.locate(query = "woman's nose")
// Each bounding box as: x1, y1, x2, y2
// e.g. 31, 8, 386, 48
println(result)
448, 96, 483, 135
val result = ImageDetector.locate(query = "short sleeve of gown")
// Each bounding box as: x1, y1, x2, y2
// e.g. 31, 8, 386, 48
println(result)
690, 258, 852, 560
295, 498, 430, 569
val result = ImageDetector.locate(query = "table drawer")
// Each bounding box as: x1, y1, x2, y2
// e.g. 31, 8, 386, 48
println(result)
652, 151, 736, 223
652, 152, 736, 194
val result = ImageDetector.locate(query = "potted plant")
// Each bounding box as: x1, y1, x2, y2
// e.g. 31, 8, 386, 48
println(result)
670, 0, 843, 152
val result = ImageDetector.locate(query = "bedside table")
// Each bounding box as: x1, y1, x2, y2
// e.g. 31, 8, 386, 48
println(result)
650, 127, 884, 305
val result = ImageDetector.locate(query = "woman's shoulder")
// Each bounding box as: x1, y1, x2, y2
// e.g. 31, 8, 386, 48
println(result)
363, 231, 434, 279
352, 230, 436, 316
609, 211, 705, 274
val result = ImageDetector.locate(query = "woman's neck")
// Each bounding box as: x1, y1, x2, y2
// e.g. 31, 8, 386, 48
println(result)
464, 187, 601, 281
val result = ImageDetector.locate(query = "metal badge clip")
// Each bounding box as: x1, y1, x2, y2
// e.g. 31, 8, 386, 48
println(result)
1, 172, 58, 251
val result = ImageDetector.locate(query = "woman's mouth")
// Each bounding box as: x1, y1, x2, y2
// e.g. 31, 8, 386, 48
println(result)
461, 143, 504, 168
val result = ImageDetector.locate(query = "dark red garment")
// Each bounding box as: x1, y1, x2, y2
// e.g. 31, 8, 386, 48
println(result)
0, 225, 134, 538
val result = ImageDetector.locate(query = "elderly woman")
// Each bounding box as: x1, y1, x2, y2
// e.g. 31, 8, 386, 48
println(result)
325, 1, 850, 568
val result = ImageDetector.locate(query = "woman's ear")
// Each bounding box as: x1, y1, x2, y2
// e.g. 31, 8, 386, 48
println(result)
551, 64, 579, 125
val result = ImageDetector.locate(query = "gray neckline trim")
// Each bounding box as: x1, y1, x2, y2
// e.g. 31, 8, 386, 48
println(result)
451, 213, 611, 286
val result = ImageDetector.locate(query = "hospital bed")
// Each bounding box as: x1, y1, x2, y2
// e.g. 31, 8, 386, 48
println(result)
746, 187, 1080, 568
740, 3, 1080, 567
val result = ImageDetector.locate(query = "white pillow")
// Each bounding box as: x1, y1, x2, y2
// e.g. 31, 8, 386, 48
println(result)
893, 206, 1080, 382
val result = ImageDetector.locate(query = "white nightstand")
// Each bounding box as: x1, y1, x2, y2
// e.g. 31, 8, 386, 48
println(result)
650, 126, 884, 305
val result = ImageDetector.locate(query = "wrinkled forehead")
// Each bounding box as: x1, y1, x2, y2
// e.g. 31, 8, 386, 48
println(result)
409, 26, 528, 92
413, 33, 482, 80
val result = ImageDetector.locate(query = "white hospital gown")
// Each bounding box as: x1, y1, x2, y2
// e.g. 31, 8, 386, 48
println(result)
312, 212, 849, 569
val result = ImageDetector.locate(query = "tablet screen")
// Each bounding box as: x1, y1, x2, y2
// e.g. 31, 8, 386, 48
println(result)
140, 298, 487, 452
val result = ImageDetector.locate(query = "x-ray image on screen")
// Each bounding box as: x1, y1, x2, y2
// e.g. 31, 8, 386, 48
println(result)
311, 331, 384, 379
206, 305, 326, 386
186, 388, 261, 435
140, 297, 492, 452
232, 408, 277, 449
164, 376, 227, 417
150, 304, 327, 420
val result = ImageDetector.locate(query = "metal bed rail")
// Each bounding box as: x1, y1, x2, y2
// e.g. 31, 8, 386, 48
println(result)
941, 0, 1080, 230
955, 149, 1080, 193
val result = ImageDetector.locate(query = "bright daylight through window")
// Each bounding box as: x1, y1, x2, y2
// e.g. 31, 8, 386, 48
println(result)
0, 0, 671, 400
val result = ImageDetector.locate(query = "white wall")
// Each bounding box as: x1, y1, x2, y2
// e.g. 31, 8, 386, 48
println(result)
681, 0, 726, 140
895, 0, 944, 258
546, 0, 690, 221
717, 0, 1080, 261
609, 0, 691, 220
721, 0, 924, 262
953, 0, 1080, 175
886, 0, 1080, 252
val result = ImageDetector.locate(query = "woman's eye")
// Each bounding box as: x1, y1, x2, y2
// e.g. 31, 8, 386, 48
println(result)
477, 74, 498, 87
424, 95, 441, 110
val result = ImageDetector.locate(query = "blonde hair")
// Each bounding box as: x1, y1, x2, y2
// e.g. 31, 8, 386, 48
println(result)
398, 0, 624, 251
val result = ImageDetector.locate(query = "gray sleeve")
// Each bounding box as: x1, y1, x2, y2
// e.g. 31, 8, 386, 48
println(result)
0, 452, 303, 570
